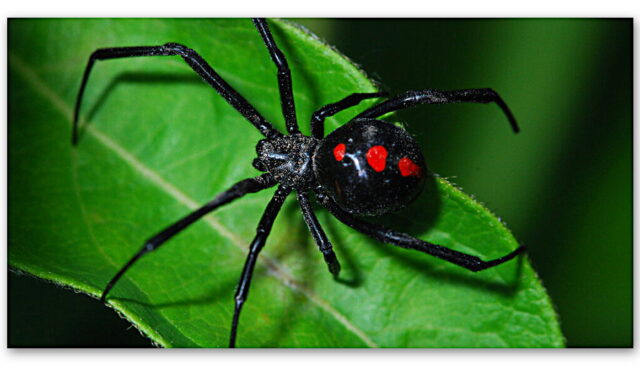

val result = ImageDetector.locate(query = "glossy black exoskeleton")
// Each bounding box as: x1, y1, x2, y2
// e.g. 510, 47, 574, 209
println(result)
314, 119, 426, 216
72, 18, 526, 348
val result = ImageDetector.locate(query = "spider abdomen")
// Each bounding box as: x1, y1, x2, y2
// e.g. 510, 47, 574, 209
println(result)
313, 119, 426, 216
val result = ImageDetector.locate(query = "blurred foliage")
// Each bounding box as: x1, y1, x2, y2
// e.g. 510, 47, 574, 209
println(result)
8, 18, 630, 347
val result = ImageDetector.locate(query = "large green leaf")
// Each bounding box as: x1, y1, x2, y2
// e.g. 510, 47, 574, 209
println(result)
8, 18, 563, 347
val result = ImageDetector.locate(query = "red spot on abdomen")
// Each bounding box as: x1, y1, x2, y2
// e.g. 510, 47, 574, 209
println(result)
366, 145, 388, 172
333, 143, 346, 161
398, 157, 422, 177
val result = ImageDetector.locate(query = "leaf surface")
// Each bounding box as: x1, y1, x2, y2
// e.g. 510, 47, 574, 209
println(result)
9, 18, 563, 347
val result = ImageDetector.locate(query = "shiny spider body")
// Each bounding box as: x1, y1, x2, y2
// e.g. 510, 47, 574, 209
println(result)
73, 18, 525, 347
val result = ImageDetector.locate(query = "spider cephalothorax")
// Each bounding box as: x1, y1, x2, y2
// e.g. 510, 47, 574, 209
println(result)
254, 134, 318, 188
73, 18, 525, 348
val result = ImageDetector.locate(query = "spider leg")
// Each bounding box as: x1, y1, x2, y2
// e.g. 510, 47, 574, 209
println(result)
321, 197, 525, 272
100, 174, 276, 303
297, 191, 340, 276
354, 88, 520, 133
310, 92, 388, 139
230, 185, 291, 348
73, 43, 282, 145
253, 18, 299, 135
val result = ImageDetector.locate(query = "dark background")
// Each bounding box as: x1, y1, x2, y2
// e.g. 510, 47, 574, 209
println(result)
9, 18, 632, 347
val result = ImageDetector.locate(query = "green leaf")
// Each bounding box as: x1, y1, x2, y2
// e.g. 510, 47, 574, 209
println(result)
9, 18, 563, 347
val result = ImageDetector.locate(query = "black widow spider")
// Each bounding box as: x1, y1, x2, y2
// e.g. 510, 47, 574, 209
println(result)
73, 18, 526, 348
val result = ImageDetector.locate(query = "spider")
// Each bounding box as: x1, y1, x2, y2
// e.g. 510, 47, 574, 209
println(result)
72, 18, 526, 348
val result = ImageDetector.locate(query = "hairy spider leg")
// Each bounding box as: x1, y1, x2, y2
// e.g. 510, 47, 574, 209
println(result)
297, 191, 340, 276
72, 42, 282, 145
230, 185, 291, 348
310, 92, 388, 139
99, 174, 277, 303
253, 18, 299, 135
354, 88, 520, 133
321, 196, 525, 272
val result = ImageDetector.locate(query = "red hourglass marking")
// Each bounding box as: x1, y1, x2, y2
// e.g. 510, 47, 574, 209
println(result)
366, 145, 388, 172
398, 157, 422, 177
333, 143, 346, 161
